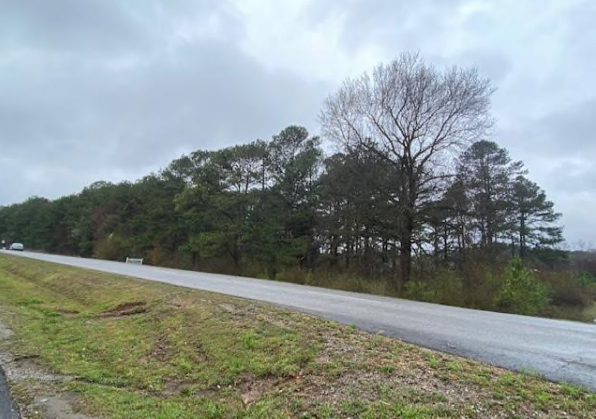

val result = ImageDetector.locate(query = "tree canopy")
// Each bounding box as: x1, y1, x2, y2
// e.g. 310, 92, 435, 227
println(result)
0, 55, 573, 316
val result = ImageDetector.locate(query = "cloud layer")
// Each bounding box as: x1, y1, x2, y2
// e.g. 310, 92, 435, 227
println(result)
1, 0, 594, 246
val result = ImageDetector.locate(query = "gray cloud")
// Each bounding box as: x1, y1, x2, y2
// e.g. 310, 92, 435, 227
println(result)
304, 0, 596, 246
0, 0, 327, 204
0, 0, 150, 55
1, 0, 595, 246
303, 0, 468, 50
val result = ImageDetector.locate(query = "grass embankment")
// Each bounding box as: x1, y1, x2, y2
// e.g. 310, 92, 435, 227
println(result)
0, 254, 594, 418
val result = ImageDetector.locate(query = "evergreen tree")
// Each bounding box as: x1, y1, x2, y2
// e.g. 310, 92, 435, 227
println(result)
457, 140, 524, 248
510, 175, 563, 258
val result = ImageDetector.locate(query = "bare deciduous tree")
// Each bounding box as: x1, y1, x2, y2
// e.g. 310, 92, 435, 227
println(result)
320, 52, 495, 284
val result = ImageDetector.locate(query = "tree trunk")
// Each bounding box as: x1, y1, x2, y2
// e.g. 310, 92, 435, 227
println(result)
433, 227, 440, 268
519, 214, 526, 259
443, 222, 449, 262
330, 234, 338, 266
400, 235, 412, 285
346, 232, 352, 268
400, 211, 414, 285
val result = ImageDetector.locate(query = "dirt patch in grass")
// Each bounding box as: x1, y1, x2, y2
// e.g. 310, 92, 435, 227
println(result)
0, 253, 594, 418
235, 374, 276, 406
0, 319, 85, 419
0, 322, 69, 385
32, 394, 97, 419
101, 301, 147, 317
0, 321, 13, 340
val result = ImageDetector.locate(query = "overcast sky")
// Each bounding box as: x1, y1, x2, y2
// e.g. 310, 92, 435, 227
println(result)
1, 0, 595, 246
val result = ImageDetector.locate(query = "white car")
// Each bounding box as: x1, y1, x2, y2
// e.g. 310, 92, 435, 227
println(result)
9, 243, 24, 251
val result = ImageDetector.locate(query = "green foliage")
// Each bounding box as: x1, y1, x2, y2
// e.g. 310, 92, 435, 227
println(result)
94, 234, 132, 261
461, 263, 503, 311
310, 272, 396, 297
575, 271, 596, 286
404, 270, 464, 306
403, 281, 433, 302
458, 140, 524, 247
511, 175, 563, 256
304, 270, 316, 286
0, 124, 586, 320
496, 259, 550, 315
535, 271, 596, 320
541, 271, 593, 307
1, 255, 596, 418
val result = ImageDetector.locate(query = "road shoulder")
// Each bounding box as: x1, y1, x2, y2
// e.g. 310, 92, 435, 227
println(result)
0, 253, 594, 418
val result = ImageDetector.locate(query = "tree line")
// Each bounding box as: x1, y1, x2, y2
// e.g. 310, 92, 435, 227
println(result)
0, 132, 562, 280
2, 53, 593, 319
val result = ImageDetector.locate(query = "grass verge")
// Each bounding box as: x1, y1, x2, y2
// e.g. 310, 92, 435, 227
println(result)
0, 253, 594, 418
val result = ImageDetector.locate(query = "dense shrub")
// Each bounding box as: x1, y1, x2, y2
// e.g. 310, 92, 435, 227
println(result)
319, 274, 396, 296
404, 270, 464, 306
93, 234, 132, 261
539, 271, 593, 308
462, 263, 503, 311
274, 267, 306, 284
575, 271, 596, 285
496, 259, 550, 315
403, 281, 434, 302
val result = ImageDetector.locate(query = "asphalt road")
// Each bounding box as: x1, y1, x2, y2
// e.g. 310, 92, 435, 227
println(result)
2, 250, 596, 391
0, 366, 20, 419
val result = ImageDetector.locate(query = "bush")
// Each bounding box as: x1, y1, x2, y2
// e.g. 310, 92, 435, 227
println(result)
575, 271, 596, 285
403, 281, 435, 302
94, 234, 132, 261
304, 271, 316, 286
145, 245, 175, 267
539, 271, 593, 308
274, 267, 305, 284
496, 259, 550, 315
404, 270, 464, 306
311, 271, 398, 297
463, 264, 503, 311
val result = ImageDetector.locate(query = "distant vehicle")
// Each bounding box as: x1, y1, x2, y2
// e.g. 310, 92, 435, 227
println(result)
9, 243, 24, 251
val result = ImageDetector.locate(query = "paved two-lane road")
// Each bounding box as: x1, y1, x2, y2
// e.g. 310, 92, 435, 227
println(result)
2, 250, 595, 391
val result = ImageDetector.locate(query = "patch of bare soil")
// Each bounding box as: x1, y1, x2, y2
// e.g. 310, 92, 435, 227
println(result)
0, 319, 97, 419
31, 395, 95, 419
101, 301, 147, 317
234, 374, 276, 406
218, 301, 258, 318
0, 321, 67, 384
145, 335, 175, 363
0, 321, 13, 341
55, 309, 79, 317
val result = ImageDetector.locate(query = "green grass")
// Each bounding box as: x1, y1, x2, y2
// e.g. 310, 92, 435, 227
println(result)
0, 253, 594, 418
